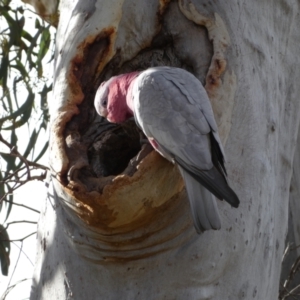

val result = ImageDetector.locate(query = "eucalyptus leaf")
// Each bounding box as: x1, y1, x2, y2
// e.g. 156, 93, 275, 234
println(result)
0, 225, 10, 276
34, 141, 49, 163
0, 90, 34, 128
0, 2, 54, 266
4, 194, 13, 222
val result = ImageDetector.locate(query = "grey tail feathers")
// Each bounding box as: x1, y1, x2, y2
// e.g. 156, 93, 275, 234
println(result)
178, 166, 222, 233
175, 156, 240, 208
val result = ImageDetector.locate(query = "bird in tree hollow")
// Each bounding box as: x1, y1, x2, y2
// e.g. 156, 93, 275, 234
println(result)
94, 66, 239, 233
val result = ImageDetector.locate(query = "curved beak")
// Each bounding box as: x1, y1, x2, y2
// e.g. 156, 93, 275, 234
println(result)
99, 107, 108, 118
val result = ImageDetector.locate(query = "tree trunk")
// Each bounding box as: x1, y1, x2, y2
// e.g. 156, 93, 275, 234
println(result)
31, 0, 300, 299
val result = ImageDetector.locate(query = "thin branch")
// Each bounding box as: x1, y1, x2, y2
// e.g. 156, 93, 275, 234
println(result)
0, 134, 31, 179
0, 150, 49, 171
0, 135, 49, 171
290, 244, 300, 251
1, 231, 36, 242
1, 199, 40, 214
0, 134, 14, 149
6, 220, 37, 225
11, 241, 34, 266
4, 241, 23, 300
11, 147, 31, 180
282, 243, 291, 262
0, 171, 47, 204
2, 278, 31, 300
279, 243, 300, 300
285, 256, 300, 287
1, 164, 48, 184
6, 174, 47, 184
0, 166, 24, 182
282, 284, 300, 300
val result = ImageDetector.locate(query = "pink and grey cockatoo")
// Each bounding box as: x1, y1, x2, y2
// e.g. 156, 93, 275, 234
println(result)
94, 67, 239, 233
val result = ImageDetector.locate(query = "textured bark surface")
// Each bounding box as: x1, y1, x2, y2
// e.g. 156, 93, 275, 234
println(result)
31, 0, 300, 299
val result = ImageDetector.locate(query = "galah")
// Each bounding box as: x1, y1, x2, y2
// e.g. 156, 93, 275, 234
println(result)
94, 67, 239, 233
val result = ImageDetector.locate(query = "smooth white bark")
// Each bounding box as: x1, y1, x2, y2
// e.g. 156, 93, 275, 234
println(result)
31, 0, 300, 299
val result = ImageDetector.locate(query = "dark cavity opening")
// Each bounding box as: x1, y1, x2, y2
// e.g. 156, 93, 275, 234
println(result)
88, 118, 143, 177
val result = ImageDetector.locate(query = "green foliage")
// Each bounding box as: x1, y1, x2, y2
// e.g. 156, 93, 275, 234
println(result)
0, 0, 55, 276
0, 225, 10, 276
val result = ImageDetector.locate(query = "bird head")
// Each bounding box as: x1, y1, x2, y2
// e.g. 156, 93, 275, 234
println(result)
94, 73, 139, 123
94, 80, 110, 119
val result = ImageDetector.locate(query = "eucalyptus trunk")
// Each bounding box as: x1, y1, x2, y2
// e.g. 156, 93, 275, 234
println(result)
30, 0, 300, 299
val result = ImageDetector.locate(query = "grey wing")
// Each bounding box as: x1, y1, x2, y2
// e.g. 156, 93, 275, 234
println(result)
133, 67, 239, 208
134, 67, 214, 169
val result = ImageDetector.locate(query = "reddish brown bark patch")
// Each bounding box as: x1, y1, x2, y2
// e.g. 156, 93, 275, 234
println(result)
63, 151, 184, 233
205, 57, 227, 93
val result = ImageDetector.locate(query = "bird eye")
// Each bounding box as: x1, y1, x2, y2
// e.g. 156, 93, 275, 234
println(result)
102, 99, 107, 107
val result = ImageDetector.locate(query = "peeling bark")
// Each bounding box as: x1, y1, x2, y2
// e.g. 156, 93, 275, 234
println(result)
22, 0, 59, 26
31, 0, 300, 299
